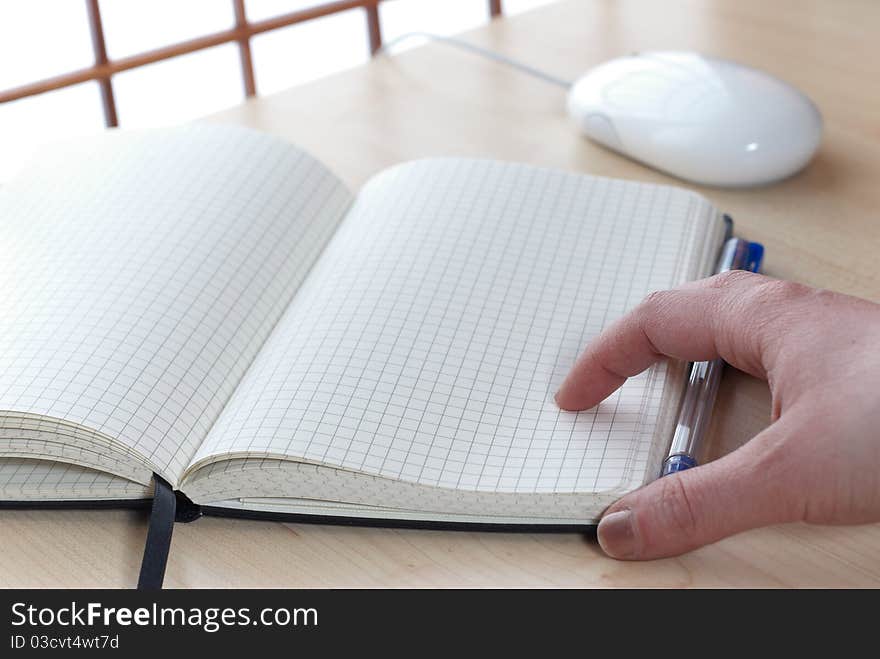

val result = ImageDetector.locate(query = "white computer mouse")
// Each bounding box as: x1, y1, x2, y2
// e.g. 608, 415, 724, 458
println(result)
567, 51, 823, 187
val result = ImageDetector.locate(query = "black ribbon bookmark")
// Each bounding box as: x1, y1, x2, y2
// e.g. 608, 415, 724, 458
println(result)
137, 474, 176, 590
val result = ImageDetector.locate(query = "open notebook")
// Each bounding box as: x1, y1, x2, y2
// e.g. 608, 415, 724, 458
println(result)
0, 124, 727, 530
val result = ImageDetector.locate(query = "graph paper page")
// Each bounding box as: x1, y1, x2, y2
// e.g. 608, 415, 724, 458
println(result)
192, 159, 723, 494
0, 124, 352, 486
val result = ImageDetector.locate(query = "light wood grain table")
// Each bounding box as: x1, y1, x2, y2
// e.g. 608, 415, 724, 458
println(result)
3, 0, 879, 587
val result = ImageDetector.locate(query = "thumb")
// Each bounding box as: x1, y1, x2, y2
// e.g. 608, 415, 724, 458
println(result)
597, 418, 805, 560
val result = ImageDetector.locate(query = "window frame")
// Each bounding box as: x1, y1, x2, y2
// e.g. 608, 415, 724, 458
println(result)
0, 0, 504, 127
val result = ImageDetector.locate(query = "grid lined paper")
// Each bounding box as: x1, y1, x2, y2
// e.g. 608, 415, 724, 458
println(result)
0, 124, 353, 486
191, 159, 721, 496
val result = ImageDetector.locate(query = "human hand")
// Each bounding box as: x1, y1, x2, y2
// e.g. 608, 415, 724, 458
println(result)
555, 271, 880, 559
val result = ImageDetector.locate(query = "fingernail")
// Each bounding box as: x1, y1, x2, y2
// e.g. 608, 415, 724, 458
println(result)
597, 509, 639, 559
555, 391, 568, 410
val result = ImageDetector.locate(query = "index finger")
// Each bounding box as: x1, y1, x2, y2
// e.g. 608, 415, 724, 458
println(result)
555, 271, 772, 411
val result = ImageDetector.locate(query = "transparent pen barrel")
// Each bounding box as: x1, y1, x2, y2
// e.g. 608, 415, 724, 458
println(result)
668, 359, 724, 460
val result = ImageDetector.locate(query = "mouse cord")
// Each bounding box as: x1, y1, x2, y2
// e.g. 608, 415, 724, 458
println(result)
377, 31, 573, 90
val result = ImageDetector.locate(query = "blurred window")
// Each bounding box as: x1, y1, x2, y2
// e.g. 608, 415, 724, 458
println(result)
0, 0, 556, 181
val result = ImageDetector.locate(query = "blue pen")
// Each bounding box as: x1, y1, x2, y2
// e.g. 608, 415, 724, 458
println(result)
660, 237, 764, 477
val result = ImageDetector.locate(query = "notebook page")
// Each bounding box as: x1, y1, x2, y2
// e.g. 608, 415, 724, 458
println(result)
0, 124, 352, 486
189, 159, 722, 495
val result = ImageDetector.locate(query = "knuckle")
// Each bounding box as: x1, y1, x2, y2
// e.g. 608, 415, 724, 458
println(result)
704, 269, 758, 290
637, 290, 679, 328
640, 289, 673, 311
809, 286, 843, 310
750, 278, 810, 305
742, 279, 814, 356
635, 290, 677, 345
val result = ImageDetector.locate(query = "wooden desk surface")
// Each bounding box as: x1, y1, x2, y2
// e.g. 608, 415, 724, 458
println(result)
3, 0, 879, 587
